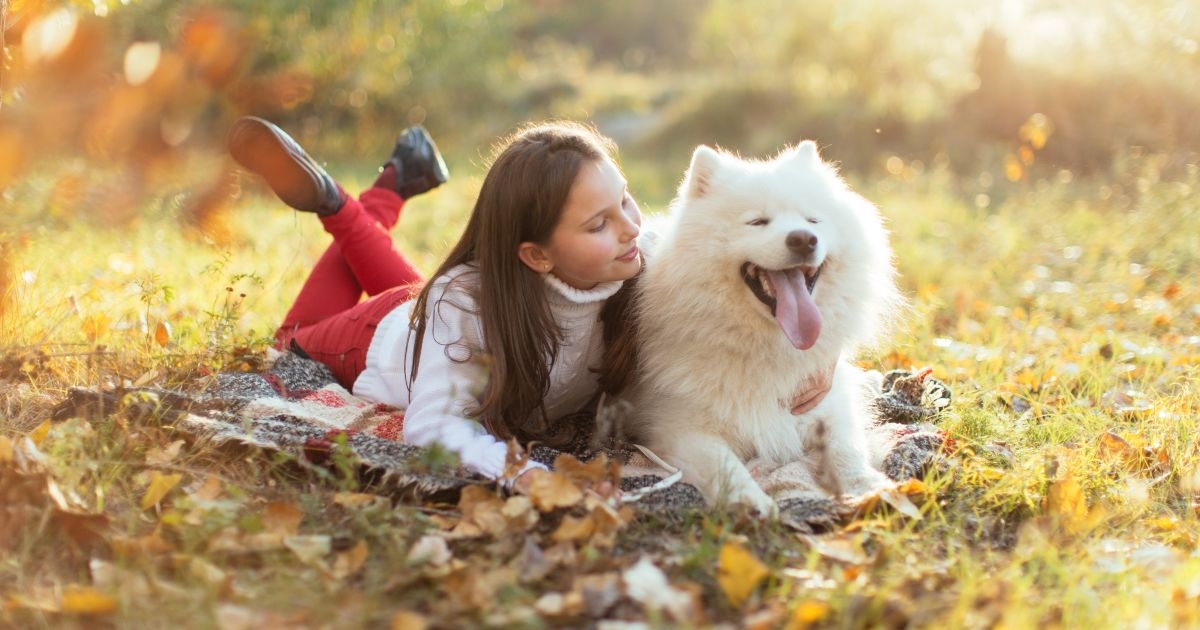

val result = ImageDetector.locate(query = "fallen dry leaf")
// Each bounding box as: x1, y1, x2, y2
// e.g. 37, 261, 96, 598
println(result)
145, 439, 185, 465
800, 533, 871, 565
533, 591, 581, 618
60, 585, 117, 615
132, 368, 161, 387
206, 529, 287, 554
528, 470, 584, 512
330, 540, 368, 579
572, 572, 622, 618
29, 419, 52, 445
187, 555, 231, 593
717, 542, 769, 608
155, 320, 173, 347
1046, 451, 1094, 535
262, 501, 303, 536
390, 610, 429, 630
140, 471, 182, 510
453, 485, 510, 537
283, 535, 332, 566
407, 534, 452, 567
0, 436, 13, 463
111, 529, 174, 557
188, 475, 224, 500
500, 495, 539, 531
334, 491, 388, 510
554, 452, 617, 487
90, 559, 152, 597
878, 483, 925, 520
551, 513, 596, 543
744, 601, 787, 630
786, 600, 831, 629
623, 556, 694, 621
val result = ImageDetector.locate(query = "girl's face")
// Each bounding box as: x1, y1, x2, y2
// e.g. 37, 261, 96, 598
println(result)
520, 157, 643, 290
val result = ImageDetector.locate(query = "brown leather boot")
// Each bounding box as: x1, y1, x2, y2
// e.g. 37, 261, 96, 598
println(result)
228, 116, 346, 215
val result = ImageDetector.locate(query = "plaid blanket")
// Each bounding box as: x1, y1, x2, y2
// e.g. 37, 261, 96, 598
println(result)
52, 352, 951, 530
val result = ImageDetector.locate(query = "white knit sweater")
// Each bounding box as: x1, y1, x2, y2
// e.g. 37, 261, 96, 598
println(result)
352, 264, 622, 479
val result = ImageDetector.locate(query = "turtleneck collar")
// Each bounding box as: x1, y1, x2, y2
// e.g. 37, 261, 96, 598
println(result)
542, 272, 623, 305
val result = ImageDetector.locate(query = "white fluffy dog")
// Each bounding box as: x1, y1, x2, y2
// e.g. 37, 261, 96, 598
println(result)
629, 141, 902, 514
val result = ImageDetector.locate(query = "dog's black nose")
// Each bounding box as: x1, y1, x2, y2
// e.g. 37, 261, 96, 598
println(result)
786, 229, 818, 256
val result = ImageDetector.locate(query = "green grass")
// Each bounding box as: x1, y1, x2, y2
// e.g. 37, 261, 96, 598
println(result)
3, 153, 1200, 628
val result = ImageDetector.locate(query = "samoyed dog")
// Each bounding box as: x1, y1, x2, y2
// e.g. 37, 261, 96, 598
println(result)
629, 141, 902, 515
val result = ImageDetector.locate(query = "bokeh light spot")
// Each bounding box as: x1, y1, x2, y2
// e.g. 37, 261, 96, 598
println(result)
23, 8, 79, 64
124, 41, 161, 86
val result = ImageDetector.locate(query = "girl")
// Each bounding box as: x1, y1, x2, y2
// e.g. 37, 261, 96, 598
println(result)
228, 117, 644, 482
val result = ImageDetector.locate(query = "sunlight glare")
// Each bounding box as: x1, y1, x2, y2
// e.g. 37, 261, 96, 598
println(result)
124, 41, 162, 87
22, 8, 78, 64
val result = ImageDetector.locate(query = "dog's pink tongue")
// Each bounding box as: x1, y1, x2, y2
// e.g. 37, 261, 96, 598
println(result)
767, 269, 822, 350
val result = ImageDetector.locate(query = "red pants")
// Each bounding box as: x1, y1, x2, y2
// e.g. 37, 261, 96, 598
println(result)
275, 187, 424, 389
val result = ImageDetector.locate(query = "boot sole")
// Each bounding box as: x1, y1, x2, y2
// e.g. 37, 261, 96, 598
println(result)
228, 117, 326, 212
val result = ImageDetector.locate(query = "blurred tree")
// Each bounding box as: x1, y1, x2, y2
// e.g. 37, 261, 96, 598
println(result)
513, 0, 706, 70
1, 0, 7, 111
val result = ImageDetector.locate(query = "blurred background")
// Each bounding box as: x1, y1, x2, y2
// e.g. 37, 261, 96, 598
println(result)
2, 0, 1197, 216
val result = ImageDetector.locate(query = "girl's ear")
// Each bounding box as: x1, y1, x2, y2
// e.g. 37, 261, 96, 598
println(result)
518, 241, 553, 273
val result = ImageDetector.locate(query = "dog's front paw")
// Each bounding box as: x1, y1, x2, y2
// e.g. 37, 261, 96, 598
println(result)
840, 469, 894, 500
728, 484, 778, 518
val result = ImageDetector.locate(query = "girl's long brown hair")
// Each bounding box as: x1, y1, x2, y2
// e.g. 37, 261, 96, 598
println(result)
407, 121, 639, 445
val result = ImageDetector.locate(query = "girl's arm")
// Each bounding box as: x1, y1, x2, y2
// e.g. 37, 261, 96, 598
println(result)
399, 280, 546, 480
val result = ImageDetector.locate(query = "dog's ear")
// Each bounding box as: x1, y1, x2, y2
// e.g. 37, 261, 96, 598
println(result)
788, 140, 820, 166
683, 145, 721, 199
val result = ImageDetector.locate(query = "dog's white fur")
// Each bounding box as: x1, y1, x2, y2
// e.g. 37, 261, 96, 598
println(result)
628, 141, 902, 514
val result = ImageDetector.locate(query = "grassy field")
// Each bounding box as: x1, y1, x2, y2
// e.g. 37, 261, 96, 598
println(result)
3, 153, 1200, 628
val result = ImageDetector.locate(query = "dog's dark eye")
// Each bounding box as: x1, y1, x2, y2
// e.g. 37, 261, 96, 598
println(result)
806, 217, 820, 224
747, 218, 770, 226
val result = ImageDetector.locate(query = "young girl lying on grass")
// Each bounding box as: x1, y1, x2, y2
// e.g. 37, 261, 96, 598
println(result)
228, 118, 645, 487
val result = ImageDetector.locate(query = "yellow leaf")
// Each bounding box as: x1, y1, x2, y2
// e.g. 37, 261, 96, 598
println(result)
60, 586, 117, 615
190, 475, 224, 500
262, 501, 303, 536
1148, 516, 1178, 531
110, 530, 173, 557
28, 419, 52, 445
331, 540, 369, 579
455, 485, 509, 537
500, 495, 539, 531
154, 321, 172, 347
81, 314, 110, 341
390, 610, 429, 630
528, 470, 584, 512
0, 436, 13, 463
140, 471, 182, 510
786, 600, 830, 630
145, 439, 185, 465
716, 542, 769, 608
334, 492, 387, 509
554, 452, 614, 486
551, 514, 595, 543
188, 556, 230, 591
1046, 454, 1090, 535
